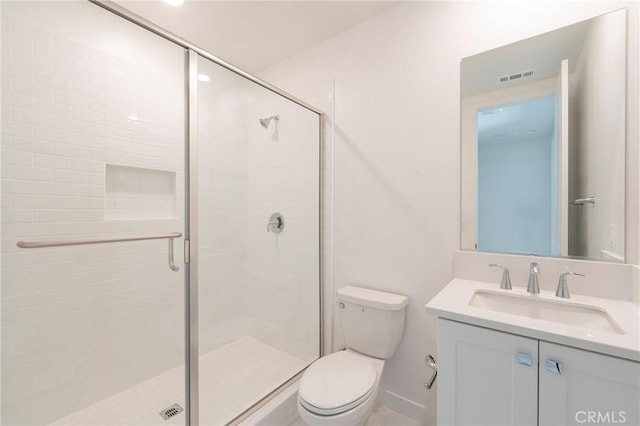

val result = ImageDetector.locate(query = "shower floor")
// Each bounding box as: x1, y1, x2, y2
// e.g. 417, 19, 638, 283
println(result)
49, 336, 307, 426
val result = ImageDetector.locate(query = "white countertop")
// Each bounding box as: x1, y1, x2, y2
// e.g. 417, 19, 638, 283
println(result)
426, 278, 640, 362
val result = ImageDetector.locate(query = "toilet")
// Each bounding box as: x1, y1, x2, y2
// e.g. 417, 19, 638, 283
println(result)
297, 285, 408, 426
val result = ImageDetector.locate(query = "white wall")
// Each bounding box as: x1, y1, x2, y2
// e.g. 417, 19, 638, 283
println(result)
1, 2, 185, 424
572, 10, 627, 260
259, 1, 639, 423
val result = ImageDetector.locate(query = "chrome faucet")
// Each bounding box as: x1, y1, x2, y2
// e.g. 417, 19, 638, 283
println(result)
527, 262, 540, 294
488, 264, 512, 290
555, 272, 586, 298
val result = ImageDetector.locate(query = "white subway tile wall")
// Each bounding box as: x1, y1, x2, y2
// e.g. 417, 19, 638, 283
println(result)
1, 4, 186, 425
197, 62, 250, 354
245, 92, 320, 361
196, 57, 321, 364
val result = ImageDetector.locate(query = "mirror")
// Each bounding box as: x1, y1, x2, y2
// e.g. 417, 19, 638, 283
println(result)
460, 9, 626, 262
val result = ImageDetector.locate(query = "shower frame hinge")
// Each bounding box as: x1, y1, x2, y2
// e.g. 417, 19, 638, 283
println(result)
184, 239, 190, 264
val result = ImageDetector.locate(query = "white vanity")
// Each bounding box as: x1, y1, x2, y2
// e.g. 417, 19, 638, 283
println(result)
426, 278, 640, 426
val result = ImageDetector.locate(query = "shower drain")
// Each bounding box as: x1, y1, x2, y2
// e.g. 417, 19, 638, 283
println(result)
160, 404, 184, 420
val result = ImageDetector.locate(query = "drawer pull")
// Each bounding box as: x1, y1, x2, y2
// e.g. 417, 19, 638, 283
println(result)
516, 352, 532, 366
546, 359, 563, 374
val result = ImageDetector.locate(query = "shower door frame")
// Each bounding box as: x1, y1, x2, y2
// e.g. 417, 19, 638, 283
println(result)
88, 1, 325, 425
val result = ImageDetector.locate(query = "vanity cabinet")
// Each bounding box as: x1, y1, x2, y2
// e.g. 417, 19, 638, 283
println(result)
539, 341, 640, 426
438, 319, 538, 425
438, 319, 640, 426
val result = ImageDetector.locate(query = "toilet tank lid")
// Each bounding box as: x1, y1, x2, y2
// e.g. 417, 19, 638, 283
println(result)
337, 285, 408, 311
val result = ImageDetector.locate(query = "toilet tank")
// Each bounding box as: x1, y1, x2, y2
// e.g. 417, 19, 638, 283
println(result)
337, 285, 408, 359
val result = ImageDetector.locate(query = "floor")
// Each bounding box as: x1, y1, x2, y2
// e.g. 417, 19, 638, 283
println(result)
49, 336, 307, 426
288, 404, 421, 426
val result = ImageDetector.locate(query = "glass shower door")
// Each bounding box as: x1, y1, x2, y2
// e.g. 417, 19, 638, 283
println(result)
194, 54, 321, 424
1, 2, 187, 425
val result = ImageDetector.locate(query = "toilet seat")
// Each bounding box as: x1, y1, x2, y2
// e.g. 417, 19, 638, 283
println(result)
298, 351, 377, 416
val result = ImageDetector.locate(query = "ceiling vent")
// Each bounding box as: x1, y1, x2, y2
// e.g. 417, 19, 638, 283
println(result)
498, 69, 535, 84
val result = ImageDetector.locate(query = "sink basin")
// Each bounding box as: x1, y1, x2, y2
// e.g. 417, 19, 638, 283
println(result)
469, 290, 624, 335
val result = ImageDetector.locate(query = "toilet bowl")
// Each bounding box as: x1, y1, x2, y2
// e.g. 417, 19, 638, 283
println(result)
297, 285, 408, 426
297, 349, 384, 426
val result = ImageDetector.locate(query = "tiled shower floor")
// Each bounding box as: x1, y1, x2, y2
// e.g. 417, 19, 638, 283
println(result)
49, 337, 307, 426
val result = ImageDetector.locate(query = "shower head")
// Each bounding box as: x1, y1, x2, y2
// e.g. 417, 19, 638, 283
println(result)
259, 115, 279, 129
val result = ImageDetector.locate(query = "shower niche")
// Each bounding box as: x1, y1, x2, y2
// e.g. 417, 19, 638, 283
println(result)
105, 164, 178, 220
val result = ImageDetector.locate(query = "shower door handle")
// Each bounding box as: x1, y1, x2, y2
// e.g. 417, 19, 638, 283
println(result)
168, 238, 180, 272
17, 231, 182, 272
571, 197, 595, 205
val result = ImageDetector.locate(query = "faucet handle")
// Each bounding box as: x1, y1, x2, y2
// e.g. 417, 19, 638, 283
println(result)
560, 271, 585, 278
556, 272, 586, 299
489, 264, 512, 290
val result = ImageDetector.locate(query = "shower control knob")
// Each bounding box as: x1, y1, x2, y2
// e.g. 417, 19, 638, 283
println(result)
267, 212, 285, 233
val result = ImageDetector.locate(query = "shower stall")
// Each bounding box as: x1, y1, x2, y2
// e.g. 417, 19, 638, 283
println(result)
0, 1, 322, 425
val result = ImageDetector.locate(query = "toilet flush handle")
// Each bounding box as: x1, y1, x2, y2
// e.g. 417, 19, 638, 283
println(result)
424, 355, 437, 390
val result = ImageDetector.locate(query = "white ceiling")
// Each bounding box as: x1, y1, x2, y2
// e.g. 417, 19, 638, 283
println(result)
113, 0, 401, 74
478, 96, 555, 144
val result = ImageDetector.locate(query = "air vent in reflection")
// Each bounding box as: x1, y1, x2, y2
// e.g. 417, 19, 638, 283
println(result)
498, 69, 535, 84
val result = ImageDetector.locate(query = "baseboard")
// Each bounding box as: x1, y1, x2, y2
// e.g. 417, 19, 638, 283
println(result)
377, 390, 432, 425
